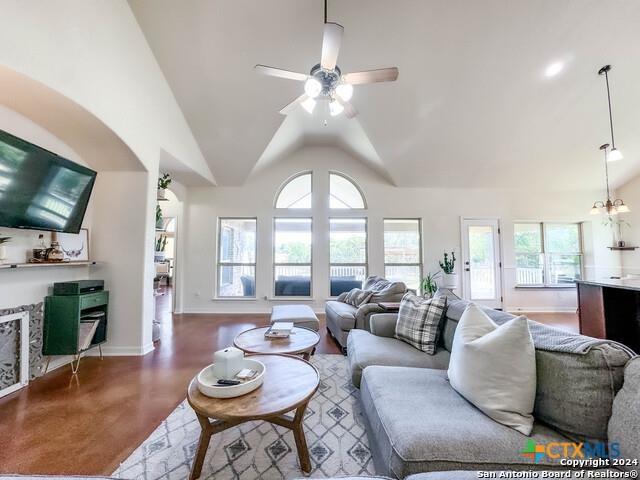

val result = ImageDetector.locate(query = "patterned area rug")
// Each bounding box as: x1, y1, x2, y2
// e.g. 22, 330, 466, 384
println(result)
113, 354, 375, 480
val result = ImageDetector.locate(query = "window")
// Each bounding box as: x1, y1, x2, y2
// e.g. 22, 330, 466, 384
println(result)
384, 219, 422, 291
329, 218, 368, 296
274, 218, 312, 296
275, 172, 312, 209
329, 172, 366, 209
514, 223, 583, 286
217, 218, 257, 297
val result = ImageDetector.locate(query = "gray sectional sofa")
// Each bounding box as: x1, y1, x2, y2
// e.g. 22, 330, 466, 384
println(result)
325, 276, 407, 350
346, 296, 638, 478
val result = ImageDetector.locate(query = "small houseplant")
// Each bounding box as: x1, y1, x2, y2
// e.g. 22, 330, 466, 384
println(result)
0, 235, 10, 264
421, 271, 440, 299
603, 216, 631, 247
156, 204, 164, 230
157, 173, 172, 200
155, 235, 167, 262
439, 251, 458, 289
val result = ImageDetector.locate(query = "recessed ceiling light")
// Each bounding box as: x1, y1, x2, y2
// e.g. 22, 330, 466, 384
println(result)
545, 62, 564, 78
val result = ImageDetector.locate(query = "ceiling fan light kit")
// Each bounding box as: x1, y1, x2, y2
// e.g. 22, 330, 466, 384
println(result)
590, 65, 629, 216
255, 0, 398, 119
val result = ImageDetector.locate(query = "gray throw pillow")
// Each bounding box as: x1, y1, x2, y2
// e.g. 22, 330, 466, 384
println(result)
344, 288, 373, 307
395, 293, 447, 354
336, 291, 349, 303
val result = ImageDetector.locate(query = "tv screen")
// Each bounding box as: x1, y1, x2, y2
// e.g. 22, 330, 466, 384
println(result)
0, 129, 96, 234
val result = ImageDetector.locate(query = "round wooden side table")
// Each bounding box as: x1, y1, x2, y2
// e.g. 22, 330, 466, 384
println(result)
233, 326, 320, 360
187, 354, 319, 479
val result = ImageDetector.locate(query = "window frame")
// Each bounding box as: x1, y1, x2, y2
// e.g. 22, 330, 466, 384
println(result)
273, 216, 314, 298
514, 221, 583, 288
273, 171, 313, 210
383, 218, 423, 293
328, 171, 367, 210
328, 216, 369, 295
216, 216, 258, 299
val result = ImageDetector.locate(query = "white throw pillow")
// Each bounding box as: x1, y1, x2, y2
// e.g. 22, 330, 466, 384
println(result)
447, 303, 537, 435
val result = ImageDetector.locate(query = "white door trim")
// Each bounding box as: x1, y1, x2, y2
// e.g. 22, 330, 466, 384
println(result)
459, 217, 504, 309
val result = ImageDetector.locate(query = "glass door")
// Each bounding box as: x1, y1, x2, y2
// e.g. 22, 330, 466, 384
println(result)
461, 218, 503, 309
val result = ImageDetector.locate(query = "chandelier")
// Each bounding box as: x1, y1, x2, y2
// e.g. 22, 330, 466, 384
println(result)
590, 143, 630, 215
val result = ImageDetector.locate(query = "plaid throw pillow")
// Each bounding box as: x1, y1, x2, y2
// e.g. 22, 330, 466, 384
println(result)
395, 293, 448, 354
344, 288, 373, 307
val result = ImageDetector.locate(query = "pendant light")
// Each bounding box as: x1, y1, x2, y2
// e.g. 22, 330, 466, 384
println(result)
590, 144, 630, 215
598, 65, 623, 161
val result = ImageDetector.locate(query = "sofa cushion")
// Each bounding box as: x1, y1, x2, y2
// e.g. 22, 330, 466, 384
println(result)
325, 300, 357, 330
444, 299, 633, 442
360, 366, 570, 478
363, 275, 406, 303
395, 293, 447, 354
347, 329, 449, 387
608, 356, 640, 471
448, 305, 536, 435
344, 288, 373, 307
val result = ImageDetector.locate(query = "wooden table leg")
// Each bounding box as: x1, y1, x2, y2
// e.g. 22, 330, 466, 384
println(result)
190, 413, 213, 480
301, 350, 311, 361
292, 401, 312, 473
190, 414, 242, 480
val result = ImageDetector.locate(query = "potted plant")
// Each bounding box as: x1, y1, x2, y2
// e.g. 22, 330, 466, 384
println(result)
439, 251, 458, 289
156, 204, 164, 230
0, 235, 10, 264
157, 173, 172, 200
155, 235, 167, 262
421, 271, 441, 299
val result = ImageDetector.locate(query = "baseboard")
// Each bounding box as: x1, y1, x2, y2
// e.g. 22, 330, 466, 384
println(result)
88, 343, 155, 356
506, 306, 577, 313
182, 307, 326, 315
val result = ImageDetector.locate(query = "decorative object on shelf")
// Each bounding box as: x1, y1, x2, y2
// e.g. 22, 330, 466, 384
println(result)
155, 235, 167, 262
45, 232, 65, 262
57, 228, 89, 262
254, 0, 398, 119
439, 251, 458, 289
0, 234, 10, 264
32, 234, 48, 262
421, 271, 441, 299
603, 216, 630, 248
157, 173, 172, 201
598, 65, 623, 162
590, 143, 630, 215
156, 204, 164, 229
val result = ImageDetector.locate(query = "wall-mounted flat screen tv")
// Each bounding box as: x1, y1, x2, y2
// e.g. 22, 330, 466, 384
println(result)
0, 129, 96, 234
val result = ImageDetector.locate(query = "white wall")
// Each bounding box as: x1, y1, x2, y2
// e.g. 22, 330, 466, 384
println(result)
182, 146, 620, 314
0, 1, 213, 355
616, 174, 640, 277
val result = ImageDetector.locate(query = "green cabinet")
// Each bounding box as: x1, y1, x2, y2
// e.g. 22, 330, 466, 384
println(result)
43, 291, 109, 356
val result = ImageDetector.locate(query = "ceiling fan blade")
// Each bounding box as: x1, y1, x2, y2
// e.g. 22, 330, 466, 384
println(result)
254, 64, 308, 82
336, 97, 358, 119
320, 22, 344, 70
343, 67, 399, 85
279, 94, 309, 115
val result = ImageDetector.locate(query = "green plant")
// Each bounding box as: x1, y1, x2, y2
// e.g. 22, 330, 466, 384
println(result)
439, 251, 456, 274
421, 271, 441, 297
155, 235, 167, 252
158, 173, 172, 190
0, 236, 11, 245
156, 204, 163, 223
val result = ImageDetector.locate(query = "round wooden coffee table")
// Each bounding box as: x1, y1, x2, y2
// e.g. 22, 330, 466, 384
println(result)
233, 326, 320, 360
187, 354, 319, 479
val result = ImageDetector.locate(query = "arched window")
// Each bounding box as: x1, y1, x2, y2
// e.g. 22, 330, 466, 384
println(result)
274, 172, 312, 209
329, 172, 366, 209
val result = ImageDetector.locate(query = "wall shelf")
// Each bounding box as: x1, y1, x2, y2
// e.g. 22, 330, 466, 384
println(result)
607, 246, 638, 251
0, 261, 99, 270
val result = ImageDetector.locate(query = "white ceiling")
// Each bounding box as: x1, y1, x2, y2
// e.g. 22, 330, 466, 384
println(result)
129, 0, 640, 189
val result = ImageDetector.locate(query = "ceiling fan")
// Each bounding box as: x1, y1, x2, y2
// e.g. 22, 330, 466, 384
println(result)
254, 0, 399, 119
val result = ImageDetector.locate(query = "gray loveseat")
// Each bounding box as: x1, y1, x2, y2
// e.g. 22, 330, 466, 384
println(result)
347, 297, 638, 478
325, 276, 407, 350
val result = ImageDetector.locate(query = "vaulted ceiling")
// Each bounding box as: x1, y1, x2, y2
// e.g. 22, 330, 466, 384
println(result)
129, 0, 640, 189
